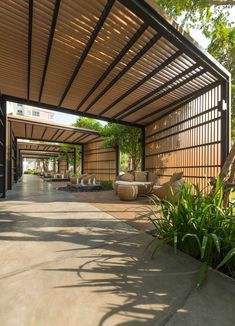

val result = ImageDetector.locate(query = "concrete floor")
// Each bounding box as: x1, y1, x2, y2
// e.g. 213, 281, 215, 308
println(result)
0, 175, 234, 326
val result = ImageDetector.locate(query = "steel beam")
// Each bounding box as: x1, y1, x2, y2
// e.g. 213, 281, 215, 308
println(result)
0, 97, 7, 198
58, 0, 115, 107
76, 23, 148, 112
100, 50, 182, 117
83, 33, 162, 114
119, 0, 229, 81
27, 0, 33, 100
4, 95, 143, 128
118, 64, 200, 121
39, 0, 61, 102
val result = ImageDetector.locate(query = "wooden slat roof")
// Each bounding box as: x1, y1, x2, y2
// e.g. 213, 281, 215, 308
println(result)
1, 0, 230, 127
8, 115, 101, 144
18, 141, 75, 154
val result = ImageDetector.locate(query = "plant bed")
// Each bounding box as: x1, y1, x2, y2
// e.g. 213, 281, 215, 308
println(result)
141, 179, 235, 286
58, 183, 104, 192
46, 178, 70, 182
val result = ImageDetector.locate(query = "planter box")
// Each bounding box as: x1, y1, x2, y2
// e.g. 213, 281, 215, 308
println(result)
70, 177, 78, 185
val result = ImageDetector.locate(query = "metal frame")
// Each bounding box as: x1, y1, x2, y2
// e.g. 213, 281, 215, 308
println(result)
0, 97, 6, 198
27, 0, 33, 100
4, 95, 143, 128
0, 0, 231, 194
58, 0, 115, 107
75, 23, 148, 112
8, 122, 13, 190
39, 0, 61, 102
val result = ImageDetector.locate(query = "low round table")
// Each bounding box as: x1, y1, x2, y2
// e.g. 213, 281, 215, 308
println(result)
117, 184, 138, 201
115, 181, 153, 197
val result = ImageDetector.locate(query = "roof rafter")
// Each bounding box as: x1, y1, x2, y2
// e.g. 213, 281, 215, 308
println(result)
75, 23, 148, 112
27, 0, 33, 100
82, 33, 162, 114
99, 50, 182, 117
117, 64, 201, 120
39, 0, 61, 102
58, 0, 115, 107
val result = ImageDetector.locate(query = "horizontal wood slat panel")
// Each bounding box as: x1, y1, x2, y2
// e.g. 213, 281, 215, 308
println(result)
145, 85, 222, 189
83, 138, 117, 181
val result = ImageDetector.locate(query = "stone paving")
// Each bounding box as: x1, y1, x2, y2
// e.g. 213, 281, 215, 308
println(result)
0, 175, 234, 326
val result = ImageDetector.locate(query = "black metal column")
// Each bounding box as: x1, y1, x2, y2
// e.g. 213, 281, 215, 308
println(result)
141, 127, 145, 171
220, 80, 231, 166
8, 121, 12, 190
73, 147, 76, 173
13, 136, 17, 183
16, 146, 20, 181
0, 97, 6, 198
66, 156, 69, 170
53, 158, 56, 173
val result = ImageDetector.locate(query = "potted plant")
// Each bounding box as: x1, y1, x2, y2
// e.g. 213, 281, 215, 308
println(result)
70, 172, 80, 185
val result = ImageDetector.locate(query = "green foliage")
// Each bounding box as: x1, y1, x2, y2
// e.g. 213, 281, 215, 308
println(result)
71, 172, 81, 177
73, 117, 103, 132
155, 0, 235, 139
58, 144, 81, 167
72, 118, 142, 170
100, 180, 113, 190
102, 123, 142, 170
24, 168, 38, 175
142, 179, 235, 285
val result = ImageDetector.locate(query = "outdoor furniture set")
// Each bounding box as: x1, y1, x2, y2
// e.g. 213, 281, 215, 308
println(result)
113, 171, 184, 201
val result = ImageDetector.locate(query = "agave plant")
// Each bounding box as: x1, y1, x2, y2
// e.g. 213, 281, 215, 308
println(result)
142, 178, 235, 286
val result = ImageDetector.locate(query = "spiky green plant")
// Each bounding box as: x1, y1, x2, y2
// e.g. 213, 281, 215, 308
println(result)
142, 179, 235, 286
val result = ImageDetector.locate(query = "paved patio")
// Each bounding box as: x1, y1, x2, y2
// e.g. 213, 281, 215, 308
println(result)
0, 175, 234, 326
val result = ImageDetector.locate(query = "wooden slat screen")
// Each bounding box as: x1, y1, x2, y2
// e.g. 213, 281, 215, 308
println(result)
58, 158, 68, 173
83, 139, 117, 181
145, 85, 222, 189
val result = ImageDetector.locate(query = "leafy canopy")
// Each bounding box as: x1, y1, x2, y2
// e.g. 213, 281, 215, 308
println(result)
73, 117, 103, 132
102, 123, 142, 170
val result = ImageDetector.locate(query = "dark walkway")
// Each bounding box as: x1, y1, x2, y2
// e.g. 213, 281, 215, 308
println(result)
0, 175, 234, 325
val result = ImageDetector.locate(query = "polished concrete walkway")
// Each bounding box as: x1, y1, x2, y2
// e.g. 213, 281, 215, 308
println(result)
0, 175, 234, 326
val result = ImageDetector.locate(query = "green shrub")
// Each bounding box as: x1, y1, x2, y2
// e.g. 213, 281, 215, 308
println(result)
142, 179, 235, 286
71, 172, 81, 177
100, 180, 113, 190
24, 168, 38, 175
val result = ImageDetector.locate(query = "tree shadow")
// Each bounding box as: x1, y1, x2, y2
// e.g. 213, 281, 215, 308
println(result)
43, 238, 198, 325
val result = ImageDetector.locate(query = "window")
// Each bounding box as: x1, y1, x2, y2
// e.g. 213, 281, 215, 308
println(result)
32, 111, 40, 117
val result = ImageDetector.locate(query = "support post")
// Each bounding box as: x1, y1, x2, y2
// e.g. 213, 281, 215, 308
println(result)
73, 147, 76, 173
8, 122, 13, 190
116, 145, 119, 176
141, 128, 145, 171
220, 80, 231, 166
15, 141, 18, 182
0, 97, 6, 198
67, 156, 69, 171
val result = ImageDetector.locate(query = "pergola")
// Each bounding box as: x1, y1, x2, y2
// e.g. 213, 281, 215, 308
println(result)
18, 141, 75, 176
4, 115, 118, 192
0, 0, 231, 198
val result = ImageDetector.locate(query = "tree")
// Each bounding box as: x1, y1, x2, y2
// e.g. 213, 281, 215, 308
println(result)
73, 117, 103, 131
58, 144, 82, 171
102, 123, 142, 170
155, 0, 235, 139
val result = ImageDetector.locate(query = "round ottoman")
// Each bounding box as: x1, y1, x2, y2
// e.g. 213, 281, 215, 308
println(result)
117, 184, 138, 201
